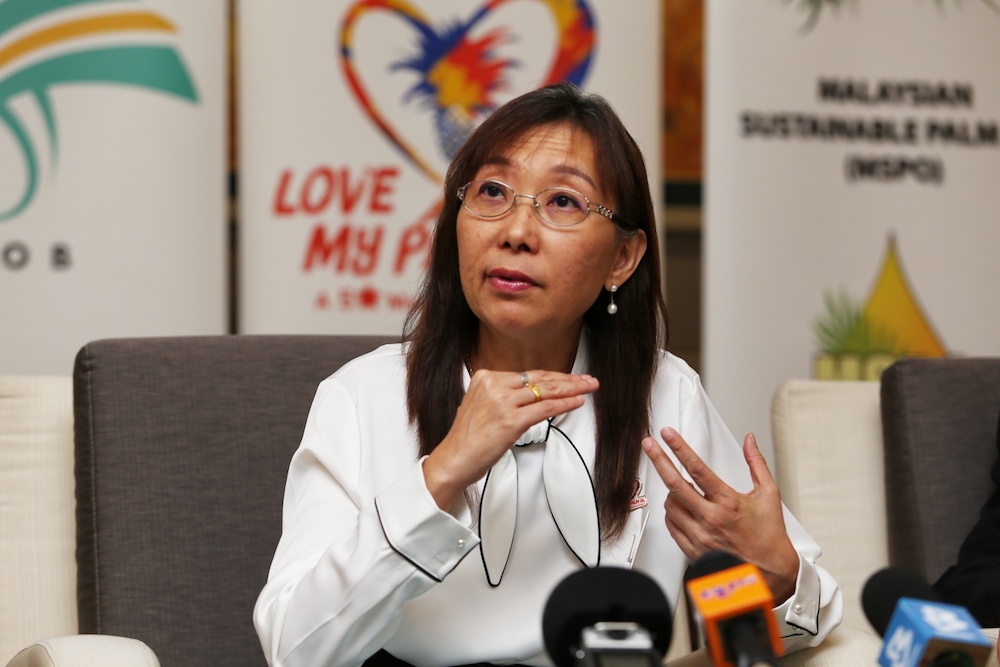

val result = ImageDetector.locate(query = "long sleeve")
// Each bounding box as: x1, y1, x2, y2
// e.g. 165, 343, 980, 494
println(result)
637, 353, 843, 655
253, 371, 479, 667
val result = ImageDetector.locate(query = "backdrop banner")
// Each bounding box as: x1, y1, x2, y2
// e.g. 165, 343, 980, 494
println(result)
238, 0, 661, 336
705, 1, 1000, 457
0, 0, 227, 375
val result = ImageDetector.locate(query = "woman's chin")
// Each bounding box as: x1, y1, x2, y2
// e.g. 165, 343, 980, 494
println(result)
477, 312, 581, 345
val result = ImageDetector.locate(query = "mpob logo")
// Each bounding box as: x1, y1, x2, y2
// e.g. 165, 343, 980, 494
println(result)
0, 0, 198, 222
884, 625, 917, 667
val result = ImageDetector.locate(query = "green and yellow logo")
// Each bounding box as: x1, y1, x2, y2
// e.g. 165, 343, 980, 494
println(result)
813, 236, 948, 380
0, 0, 198, 222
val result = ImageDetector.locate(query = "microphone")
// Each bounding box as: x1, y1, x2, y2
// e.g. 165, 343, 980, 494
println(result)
541, 566, 673, 667
862, 566, 992, 667
684, 551, 782, 667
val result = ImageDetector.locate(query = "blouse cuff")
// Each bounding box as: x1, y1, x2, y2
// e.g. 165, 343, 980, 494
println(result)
374, 458, 480, 582
773, 554, 821, 637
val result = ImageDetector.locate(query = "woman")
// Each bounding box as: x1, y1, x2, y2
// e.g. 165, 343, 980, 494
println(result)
254, 84, 842, 667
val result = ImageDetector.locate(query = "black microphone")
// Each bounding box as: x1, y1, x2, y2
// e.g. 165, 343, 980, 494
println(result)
684, 551, 782, 667
862, 566, 992, 667
541, 566, 673, 667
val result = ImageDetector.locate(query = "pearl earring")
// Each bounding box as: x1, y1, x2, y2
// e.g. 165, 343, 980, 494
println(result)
606, 285, 618, 315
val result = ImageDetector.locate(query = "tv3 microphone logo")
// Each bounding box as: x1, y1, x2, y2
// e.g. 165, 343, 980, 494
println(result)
884, 625, 917, 667
884, 603, 974, 667
920, 605, 972, 634
0, 0, 199, 222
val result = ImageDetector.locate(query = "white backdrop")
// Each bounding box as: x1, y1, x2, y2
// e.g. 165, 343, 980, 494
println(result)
0, 0, 228, 375
705, 1, 1000, 458
238, 0, 661, 336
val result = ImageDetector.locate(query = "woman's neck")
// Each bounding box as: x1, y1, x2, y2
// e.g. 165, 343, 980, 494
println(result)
469, 326, 580, 374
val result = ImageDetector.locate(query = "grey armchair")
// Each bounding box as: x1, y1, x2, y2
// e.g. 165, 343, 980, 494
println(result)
69, 335, 392, 666
880, 357, 1000, 584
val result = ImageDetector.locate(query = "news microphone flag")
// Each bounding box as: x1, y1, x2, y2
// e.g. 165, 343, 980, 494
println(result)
685, 554, 782, 667
879, 598, 991, 667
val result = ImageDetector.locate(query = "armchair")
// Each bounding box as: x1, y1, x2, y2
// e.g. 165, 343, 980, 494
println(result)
8, 335, 392, 667
880, 357, 1000, 584
71, 335, 394, 666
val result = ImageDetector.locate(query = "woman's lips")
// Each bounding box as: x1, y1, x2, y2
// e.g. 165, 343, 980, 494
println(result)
487, 269, 538, 293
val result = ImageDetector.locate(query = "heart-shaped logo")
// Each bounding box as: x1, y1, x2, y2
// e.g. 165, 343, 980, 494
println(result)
339, 0, 597, 185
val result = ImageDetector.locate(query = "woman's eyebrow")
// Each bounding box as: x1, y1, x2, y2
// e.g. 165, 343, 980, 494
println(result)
479, 156, 512, 170
476, 158, 598, 191
551, 165, 598, 191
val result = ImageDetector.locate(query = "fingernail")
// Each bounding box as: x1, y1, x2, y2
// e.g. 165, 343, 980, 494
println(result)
663, 430, 682, 450
641, 438, 653, 452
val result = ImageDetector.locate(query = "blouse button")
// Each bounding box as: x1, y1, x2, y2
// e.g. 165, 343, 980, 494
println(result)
457, 539, 465, 549
794, 603, 803, 613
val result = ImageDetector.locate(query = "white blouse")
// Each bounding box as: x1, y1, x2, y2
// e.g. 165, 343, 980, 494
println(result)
253, 342, 843, 667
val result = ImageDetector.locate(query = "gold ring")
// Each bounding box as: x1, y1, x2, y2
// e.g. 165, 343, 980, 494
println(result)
528, 383, 542, 402
520, 371, 530, 387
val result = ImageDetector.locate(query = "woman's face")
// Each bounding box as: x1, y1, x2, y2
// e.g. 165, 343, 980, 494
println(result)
457, 122, 646, 346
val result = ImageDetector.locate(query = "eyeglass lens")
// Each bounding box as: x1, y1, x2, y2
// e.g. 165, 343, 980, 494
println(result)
461, 180, 591, 227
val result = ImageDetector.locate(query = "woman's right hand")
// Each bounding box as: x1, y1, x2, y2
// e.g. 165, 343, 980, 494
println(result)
422, 369, 599, 510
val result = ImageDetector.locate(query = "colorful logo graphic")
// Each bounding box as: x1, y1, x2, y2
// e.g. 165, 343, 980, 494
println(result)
0, 0, 199, 222
813, 236, 947, 380
339, 0, 596, 185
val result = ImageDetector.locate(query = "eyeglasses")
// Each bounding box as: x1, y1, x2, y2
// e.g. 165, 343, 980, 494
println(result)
457, 179, 623, 228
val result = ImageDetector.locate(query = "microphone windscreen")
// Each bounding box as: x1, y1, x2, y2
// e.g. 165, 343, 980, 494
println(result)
541, 567, 672, 667
861, 566, 942, 637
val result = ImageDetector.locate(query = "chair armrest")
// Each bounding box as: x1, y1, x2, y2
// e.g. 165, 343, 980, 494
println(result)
5, 635, 159, 667
665, 626, 882, 666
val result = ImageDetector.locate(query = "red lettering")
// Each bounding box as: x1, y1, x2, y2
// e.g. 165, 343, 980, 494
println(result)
394, 223, 428, 274
394, 202, 438, 276
341, 168, 366, 214
387, 293, 411, 310
272, 165, 400, 217
314, 291, 331, 310
302, 224, 351, 272
352, 227, 383, 275
302, 223, 384, 276
301, 167, 335, 214
369, 167, 399, 213
273, 169, 296, 216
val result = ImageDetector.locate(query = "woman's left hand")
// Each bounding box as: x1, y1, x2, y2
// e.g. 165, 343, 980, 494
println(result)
641, 427, 799, 604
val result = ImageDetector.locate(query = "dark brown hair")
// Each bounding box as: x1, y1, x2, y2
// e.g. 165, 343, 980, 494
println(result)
403, 83, 669, 540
